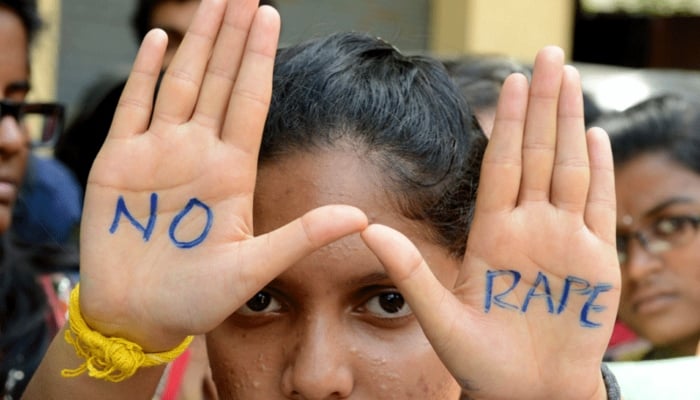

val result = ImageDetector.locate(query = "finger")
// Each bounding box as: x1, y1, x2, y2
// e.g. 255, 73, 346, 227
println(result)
475, 73, 528, 212
150, 0, 227, 129
519, 46, 565, 203
109, 29, 167, 139
550, 65, 589, 213
361, 224, 469, 351
214, 205, 368, 310
192, 0, 260, 132
221, 6, 280, 155
583, 127, 616, 244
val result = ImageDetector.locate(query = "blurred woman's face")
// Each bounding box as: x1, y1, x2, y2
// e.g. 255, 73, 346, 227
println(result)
616, 152, 700, 356
149, 0, 199, 68
207, 149, 463, 399
0, 6, 32, 234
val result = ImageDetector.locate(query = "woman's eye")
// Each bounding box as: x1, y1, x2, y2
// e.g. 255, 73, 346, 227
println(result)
364, 292, 412, 319
235, 291, 282, 315
655, 216, 687, 236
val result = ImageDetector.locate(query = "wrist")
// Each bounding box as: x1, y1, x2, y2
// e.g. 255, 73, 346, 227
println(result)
79, 285, 186, 352
63, 284, 193, 382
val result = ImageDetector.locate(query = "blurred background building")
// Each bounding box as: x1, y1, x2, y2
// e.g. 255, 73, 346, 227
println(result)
28, 0, 700, 119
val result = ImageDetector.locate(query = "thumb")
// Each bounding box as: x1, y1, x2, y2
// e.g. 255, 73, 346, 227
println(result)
232, 204, 369, 297
360, 223, 469, 348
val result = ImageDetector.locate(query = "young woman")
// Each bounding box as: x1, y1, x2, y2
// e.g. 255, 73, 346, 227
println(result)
597, 95, 700, 360
25, 0, 621, 398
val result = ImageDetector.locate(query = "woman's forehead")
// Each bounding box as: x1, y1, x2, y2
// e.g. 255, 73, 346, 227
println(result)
254, 150, 388, 228
0, 8, 29, 98
252, 149, 459, 290
267, 247, 394, 297
616, 153, 700, 218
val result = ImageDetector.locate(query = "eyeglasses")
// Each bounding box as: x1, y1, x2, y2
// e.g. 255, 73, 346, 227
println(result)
616, 214, 700, 264
0, 99, 65, 147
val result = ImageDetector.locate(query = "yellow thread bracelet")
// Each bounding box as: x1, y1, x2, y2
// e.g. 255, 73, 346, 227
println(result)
61, 284, 193, 382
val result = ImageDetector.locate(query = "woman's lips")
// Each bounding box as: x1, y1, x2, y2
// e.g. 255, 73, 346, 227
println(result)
633, 292, 678, 315
0, 180, 18, 204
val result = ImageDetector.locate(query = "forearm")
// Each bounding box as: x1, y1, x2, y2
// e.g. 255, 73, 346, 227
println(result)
23, 325, 164, 400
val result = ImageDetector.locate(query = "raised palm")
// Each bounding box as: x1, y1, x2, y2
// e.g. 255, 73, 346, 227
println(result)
78, 0, 367, 351
363, 48, 620, 399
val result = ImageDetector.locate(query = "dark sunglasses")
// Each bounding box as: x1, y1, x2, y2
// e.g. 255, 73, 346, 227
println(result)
0, 99, 65, 147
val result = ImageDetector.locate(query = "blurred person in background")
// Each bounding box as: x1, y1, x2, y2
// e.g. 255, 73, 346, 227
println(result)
442, 54, 532, 136
0, 0, 75, 398
595, 94, 700, 361
443, 53, 601, 137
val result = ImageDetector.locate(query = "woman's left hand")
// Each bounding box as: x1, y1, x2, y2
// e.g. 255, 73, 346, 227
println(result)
362, 46, 620, 400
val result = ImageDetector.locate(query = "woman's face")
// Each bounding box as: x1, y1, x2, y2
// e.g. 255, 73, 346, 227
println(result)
207, 149, 462, 399
0, 6, 31, 234
615, 152, 700, 355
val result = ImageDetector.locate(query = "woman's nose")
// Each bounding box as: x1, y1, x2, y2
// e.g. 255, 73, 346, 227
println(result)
0, 116, 28, 155
281, 315, 354, 399
623, 239, 664, 283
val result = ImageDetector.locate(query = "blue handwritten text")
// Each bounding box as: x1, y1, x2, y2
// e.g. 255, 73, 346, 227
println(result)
484, 269, 612, 328
109, 193, 213, 249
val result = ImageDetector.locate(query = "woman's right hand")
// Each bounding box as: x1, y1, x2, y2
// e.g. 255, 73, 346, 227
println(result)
78, 0, 367, 352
